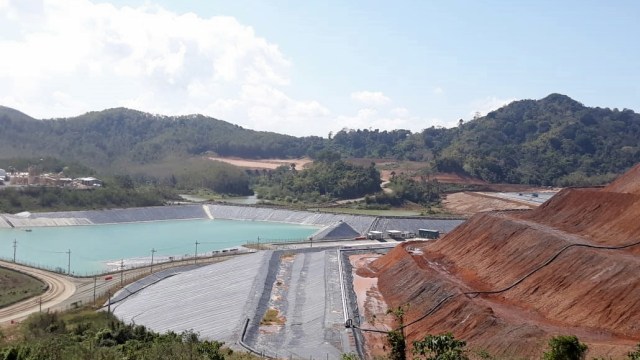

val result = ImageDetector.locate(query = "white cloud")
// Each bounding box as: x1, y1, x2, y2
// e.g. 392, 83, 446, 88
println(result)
390, 107, 409, 117
433, 87, 444, 95
0, 0, 332, 135
350, 91, 391, 106
334, 107, 450, 132
469, 96, 517, 117
0, 0, 456, 136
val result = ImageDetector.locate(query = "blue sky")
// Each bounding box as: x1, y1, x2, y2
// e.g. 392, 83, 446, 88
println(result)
1, 0, 638, 136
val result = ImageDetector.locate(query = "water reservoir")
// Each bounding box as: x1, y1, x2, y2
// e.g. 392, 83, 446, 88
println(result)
0, 219, 318, 275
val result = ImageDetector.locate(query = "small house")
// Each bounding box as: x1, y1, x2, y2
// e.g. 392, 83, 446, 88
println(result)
367, 231, 384, 240
77, 177, 103, 187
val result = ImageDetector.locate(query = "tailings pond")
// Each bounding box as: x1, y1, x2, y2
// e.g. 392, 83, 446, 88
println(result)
0, 219, 318, 275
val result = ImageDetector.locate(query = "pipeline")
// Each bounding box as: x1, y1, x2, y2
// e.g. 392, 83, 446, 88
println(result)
351, 238, 640, 334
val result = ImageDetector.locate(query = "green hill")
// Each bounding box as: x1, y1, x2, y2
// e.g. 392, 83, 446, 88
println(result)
329, 94, 640, 185
1, 93, 639, 186
434, 94, 640, 185
0, 107, 323, 170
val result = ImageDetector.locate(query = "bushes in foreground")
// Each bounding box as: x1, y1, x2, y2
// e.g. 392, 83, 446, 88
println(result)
0, 311, 256, 360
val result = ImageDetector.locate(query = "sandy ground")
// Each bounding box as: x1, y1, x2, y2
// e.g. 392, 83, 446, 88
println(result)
208, 157, 313, 170
442, 192, 535, 216
349, 254, 392, 359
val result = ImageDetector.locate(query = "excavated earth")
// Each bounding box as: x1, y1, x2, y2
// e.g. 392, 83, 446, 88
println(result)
356, 164, 640, 359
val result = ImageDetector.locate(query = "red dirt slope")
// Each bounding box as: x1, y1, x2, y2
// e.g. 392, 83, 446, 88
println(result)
363, 165, 640, 358
604, 163, 640, 194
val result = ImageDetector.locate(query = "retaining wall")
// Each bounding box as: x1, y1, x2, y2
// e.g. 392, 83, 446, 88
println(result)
1, 204, 465, 240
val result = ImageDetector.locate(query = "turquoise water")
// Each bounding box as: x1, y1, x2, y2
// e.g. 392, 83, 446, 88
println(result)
0, 219, 317, 275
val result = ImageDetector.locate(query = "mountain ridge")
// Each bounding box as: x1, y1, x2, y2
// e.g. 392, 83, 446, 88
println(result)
1, 93, 639, 186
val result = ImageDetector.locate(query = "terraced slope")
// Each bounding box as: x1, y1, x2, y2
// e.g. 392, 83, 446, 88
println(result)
362, 164, 640, 358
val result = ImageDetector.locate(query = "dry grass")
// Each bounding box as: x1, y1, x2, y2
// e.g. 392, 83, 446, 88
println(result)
0, 267, 46, 308
260, 308, 285, 325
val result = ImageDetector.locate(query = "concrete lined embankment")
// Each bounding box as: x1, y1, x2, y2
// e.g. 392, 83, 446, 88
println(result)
0, 204, 464, 239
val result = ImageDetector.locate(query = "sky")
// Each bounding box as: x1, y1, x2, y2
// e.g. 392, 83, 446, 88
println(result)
1, 0, 639, 137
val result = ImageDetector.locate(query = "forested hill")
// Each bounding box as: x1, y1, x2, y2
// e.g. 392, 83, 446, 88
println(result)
330, 94, 640, 185
2, 93, 640, 186
0, 106, 324, 169
433, 94, 640, 185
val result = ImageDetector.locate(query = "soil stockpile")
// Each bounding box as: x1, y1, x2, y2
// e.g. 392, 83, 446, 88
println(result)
360, 164, 640, 358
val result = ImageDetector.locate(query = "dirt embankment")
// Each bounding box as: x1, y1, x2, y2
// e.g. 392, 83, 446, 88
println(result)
208, 157, 313, 170
357, 164, 640, 359
442, 192, 534, 216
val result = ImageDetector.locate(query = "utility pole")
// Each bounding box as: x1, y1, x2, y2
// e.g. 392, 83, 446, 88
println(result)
194, 241, 200, 264
93, 276, 97, 304
120, 259, 125, 286
107, 290, 111, 314
150, 248, 157, 273
12, 239, 16, 262
66, 249, 71, 275
257, 236, 260, 250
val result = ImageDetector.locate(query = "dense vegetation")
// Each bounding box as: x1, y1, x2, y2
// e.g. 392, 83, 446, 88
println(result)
434, 94, 640, 185
253, 153, 381, 203
365, 174, 441, 208
0, 311, 257, 360
2, 93, 640, 186
331, 94, 640, 186
0, 181, 179, 213
0, 107, 321, 170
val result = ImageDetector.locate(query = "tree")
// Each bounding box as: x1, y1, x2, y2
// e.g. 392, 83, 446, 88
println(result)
386, 306, 408, 360
412, 333, 469, 360
628, 343, 640, 360
542, 335, 588, 360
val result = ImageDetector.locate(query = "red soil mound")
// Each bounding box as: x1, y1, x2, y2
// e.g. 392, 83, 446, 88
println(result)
604, 163, 640, 195
364, 165, 640, 358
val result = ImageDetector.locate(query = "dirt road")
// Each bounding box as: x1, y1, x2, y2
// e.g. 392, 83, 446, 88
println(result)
0, 254, 248, 326
0, 260, 75, 324
208, 157, 312, 170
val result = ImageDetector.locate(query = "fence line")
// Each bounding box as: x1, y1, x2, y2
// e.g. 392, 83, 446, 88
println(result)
0, 249, 255, 278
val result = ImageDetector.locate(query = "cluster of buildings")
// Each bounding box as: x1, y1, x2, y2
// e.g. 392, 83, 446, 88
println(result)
0, 168, 102, 189
367, 228, 440, 240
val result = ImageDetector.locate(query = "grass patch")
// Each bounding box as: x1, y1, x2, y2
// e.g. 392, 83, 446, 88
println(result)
0, 267, 47, 308
260, 308, 285, 326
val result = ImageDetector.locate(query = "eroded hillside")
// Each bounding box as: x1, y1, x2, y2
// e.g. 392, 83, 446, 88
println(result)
355, 164, 640, 358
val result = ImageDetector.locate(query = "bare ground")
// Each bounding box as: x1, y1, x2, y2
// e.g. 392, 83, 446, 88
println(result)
442, 192, 535, 216
349, 254, 393, 359
208, 157, 313, 170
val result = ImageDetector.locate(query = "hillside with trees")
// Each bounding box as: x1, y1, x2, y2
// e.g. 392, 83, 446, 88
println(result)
328, 94, 640, 185
1, 93, 639, 186
434, 94, 640, 185
253, 152, 381, 203
0, 107, 323, 170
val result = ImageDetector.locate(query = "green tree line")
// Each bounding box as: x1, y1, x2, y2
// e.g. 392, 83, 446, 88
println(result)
2, 93, 640, 186
253, 153, 381, 203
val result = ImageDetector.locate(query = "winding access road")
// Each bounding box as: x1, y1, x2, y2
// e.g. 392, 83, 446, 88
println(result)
0, 254, 248, 326
0, 260, 76, 324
